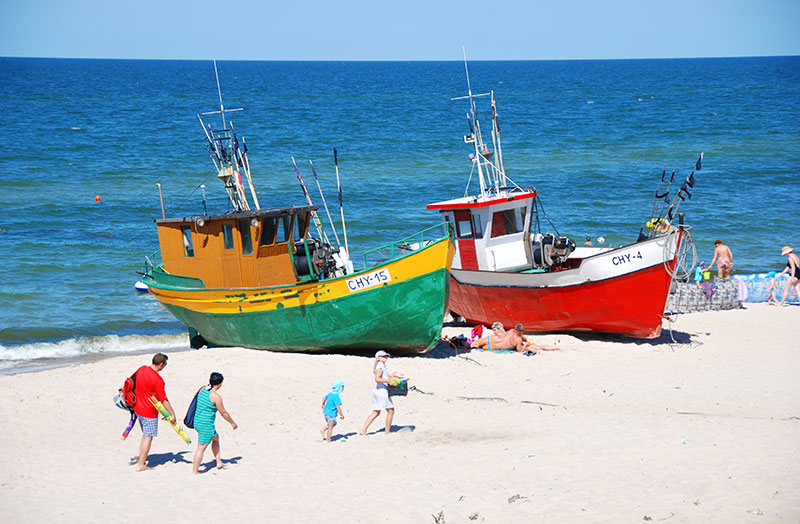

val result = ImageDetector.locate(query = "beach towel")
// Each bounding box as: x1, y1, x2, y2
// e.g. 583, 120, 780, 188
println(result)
471, 347, 516, 354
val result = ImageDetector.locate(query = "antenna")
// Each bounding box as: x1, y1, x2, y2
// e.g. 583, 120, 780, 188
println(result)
213, 59, 226, 130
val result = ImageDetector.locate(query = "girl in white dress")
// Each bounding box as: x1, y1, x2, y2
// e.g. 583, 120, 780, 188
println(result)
359, 350, 395, 435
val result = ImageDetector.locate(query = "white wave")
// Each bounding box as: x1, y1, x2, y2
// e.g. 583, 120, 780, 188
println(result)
0, 333, 188, 362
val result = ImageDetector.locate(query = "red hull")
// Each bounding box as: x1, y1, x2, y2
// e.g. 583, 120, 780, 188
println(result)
448, 262, 676, 338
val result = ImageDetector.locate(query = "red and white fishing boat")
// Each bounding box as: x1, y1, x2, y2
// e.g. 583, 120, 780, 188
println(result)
427, 62, 698, 338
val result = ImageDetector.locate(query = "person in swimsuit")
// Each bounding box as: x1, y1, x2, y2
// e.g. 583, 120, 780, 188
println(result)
779, 245, 800, 306
765, 271, 780, 305
470, 322, 506, 350
708, 240, 734, 280
192, 372, 238, 474
359, 351, 395, 435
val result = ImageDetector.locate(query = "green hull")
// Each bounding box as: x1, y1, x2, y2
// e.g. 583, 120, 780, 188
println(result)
162, 269, 450, 353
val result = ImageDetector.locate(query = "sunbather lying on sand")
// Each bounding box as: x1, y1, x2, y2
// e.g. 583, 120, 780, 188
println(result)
471, 324, 560, 353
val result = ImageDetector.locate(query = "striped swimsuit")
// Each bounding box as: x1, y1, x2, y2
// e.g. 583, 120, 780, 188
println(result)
194, 388, 218, 445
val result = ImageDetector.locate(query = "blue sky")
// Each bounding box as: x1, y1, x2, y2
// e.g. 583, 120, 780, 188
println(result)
1, 0, 798, 60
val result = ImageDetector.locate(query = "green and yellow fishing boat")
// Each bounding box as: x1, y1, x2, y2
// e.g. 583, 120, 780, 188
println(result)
142, 65, 454, 353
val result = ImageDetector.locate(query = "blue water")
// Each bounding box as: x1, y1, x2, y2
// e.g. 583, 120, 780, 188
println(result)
1, 57, 798, 369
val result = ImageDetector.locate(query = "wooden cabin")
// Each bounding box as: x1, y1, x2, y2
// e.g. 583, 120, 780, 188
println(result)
155, 205, 319, 288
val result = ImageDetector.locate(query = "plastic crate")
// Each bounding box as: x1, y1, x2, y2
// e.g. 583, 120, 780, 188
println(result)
388, 381, 408, 397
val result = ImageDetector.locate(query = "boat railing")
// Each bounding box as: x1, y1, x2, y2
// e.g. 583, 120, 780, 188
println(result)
140, 250, 161, 277
361, 222, 452, 268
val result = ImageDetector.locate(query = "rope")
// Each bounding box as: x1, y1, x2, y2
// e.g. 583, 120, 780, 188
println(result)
172, 172, 217, 214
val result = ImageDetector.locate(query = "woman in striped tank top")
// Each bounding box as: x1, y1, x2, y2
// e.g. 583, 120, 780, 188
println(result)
192, 372, 238, 474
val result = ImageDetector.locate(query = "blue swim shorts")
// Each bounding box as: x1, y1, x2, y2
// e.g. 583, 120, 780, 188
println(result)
324, 415, 338, 425
137, 414, 158, 437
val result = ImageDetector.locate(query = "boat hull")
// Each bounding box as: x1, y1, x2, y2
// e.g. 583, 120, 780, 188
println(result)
447, 231, 681, 338
145, 237, 454, 352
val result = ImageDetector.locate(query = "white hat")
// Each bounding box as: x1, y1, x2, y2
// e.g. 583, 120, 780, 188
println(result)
375, 350, 390, 358
781, 245, 794, 256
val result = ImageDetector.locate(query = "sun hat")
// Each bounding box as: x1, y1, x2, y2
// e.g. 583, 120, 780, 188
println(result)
375, 350, 390, 358
781, 245, 793, 256
331, 379, 345, 394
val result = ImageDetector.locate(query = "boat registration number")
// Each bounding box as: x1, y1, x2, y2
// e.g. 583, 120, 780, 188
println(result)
611, 251, 643, 265
346, 268, 391, 292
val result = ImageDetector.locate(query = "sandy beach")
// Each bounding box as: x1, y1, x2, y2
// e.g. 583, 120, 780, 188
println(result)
1, 303, 798, 523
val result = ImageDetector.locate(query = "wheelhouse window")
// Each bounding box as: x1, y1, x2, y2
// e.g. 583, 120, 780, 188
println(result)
260, 217, 276, 246
276, 215, 292, 243
222, 224, 234, 250
471, 214, 484, 239
181, 226, 194, 257
456, 218, 473, 239
238, 220, 253, 255
491, 207, 526, 238
293, 212, 309, 240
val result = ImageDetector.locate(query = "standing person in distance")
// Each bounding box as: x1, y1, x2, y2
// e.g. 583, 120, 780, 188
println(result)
359, 351, 395, 435
133, 353, 176, 472
192, 372, 238, 474
779, 245, 800, 306
708, 240, 734, 280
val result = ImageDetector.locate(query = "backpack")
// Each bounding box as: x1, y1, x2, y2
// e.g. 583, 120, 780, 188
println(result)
115, 370, 139, 439
117, 370, 137, 410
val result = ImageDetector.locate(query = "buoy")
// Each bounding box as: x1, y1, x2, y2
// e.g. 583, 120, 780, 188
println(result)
94, 195, 101, 202
134, 281, 148, 292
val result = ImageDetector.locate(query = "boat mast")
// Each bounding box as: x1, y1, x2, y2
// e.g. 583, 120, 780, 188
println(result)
490, 92, 506, 187
462, 50, 487, 197
454, 49, 507, 198
196, 60, 258, 212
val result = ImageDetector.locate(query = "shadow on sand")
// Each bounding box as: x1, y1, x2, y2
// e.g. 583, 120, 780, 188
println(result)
197, 455, 243, 473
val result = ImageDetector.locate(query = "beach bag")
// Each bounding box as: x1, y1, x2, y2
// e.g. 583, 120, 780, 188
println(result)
183, 387, 203, 429
116, 371, 137, 410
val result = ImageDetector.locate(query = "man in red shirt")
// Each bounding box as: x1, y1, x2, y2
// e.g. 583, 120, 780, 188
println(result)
133, 353, 176, 471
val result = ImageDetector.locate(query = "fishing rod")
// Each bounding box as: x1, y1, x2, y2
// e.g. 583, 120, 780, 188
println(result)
230, 122, 260, 209
333, 148, 349, 258
210, 125, 249, 211
309, 159, 341, 248
198, 115, 236, 207
666, 152, 702, 223
291, 157, 328, 243
649, 164, 667, 224
658, 152, 703, 228
650, 168, 675, 238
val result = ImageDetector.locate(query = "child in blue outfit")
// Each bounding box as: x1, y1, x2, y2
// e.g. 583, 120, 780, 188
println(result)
320, 379, 345, 442
694, 261, 706, 286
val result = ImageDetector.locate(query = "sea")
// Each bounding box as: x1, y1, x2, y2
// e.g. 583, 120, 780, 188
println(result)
1, 56, 798, 372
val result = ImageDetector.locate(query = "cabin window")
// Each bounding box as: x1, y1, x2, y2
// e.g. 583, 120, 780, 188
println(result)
471, 214, 484, 239
276, 215, 292, 243
260, 217, 276, 246
491, 207, 526, 238
238, 220, 253, 255
293, 212, 310, 240
456, 219, 473, 239
222, 224, 234, 250
181, 226, 194, 257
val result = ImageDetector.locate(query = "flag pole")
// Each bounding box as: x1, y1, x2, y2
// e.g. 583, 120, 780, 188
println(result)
309, 159, 341, 248
333, 148, 349, 258
292, 157, 328, 243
